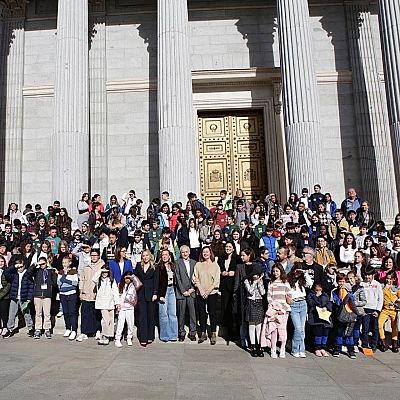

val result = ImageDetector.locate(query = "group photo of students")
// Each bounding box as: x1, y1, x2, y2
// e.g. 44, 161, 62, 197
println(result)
0, 185, 399, 360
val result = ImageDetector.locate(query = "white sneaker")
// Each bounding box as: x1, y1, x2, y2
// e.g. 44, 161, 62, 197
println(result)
271, 348, 278, 359
115, 339, 123, 348
102, 337, 109, 345
279, 348, 286, 358
299, 352, 307, 358
127, 337, 133, 346
292, 352, 300, 358
69, 331, 76, 341
342, 345, 347, 352
63, 329, 71, 337
354, 346, 359, 353
95, 331, 101, 340
76, 334, 88, 342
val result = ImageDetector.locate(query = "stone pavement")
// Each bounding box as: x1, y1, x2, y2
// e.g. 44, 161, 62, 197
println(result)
1, 328, 400, 400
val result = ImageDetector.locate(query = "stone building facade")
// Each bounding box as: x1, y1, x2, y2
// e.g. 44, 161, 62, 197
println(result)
0, 0, 399, 221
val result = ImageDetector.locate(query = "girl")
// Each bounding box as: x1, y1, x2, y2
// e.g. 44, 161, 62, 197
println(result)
188, 218, 201, 261
175, 216, 189, 249
287, 263, 312, 357
347, 271, 366, 354
378, 272, 400, 353
115, 271, 140, 348
354, 251, 367, 278
244, 264, 265, 357
77, 193, 90, 230
133, 250, 159, 347
287, 193, 299, 211
231, 229, 241, 256
159, 203, 170, 229
331, 273, 356, 358
52, 240, 70, 272
368, 244, 383, 271
0, 255, 11, 335
378, 256, 400, 285
92, 266, 119, 345
58, 256, 79, 340
192, 246, 220, 345
324, 193, 337, 217
339, 233, 357, 272
322, 262, 337, 295
307, 281, 333, 357
211, 229, 225, 261
261, 263, 291, 358
362, 235, 374, 259
158, 249, 178, 342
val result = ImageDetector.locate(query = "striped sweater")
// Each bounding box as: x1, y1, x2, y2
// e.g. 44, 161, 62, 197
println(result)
267, 280, 291, 312
58, 272, 79, 296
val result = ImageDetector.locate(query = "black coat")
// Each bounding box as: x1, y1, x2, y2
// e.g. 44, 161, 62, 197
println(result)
218, 254, 238, 294
29, 267, 58, 298
134, 263, 159, 302
306, 291, 333, 328
233, 262, 255, 323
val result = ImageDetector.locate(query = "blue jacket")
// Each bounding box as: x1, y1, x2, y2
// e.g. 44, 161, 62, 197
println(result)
108, 259, 133, 284
4, 265, 34, 302
260, 235, 277, 260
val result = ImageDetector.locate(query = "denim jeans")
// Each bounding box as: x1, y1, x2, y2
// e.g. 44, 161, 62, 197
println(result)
290, 300, 307, 354
362, 309, 379, 348
159, 286, 178, 341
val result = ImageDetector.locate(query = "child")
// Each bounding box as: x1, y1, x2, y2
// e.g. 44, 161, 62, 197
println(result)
322, 263, 337, 295
307, 282, 332, 356
253, 214, 266, 240
261, 263, 291, 358
244, 264, 265, 357
0, 255, 11, 335
347, 271, 366, 353
331, 273, 357, 358
259, 226, 278, 261
115, 271, 139, 348
30, 256, 57, 339
93, 266, 119, 345
57, 256, 79, 340
149, 219, 162, 255
378, 272, 400, 352
361, 266, 383, 352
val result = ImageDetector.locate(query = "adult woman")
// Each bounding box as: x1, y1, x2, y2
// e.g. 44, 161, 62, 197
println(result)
133, 250, 159, 346
233, 248, 257, 348
231, 229, 242, 256
77, 193, 90, 230
218, 241, 238, 341
377, 256, 400, 284
158, 249, 178, 342
211, 229, 225, 261
339, 233, 357, 271
193, 246, 220, 345
175, 216, 189, 249
0, 255, 11, 335
188, 218, 201, 261
287, 264, 312, 358
108, 247, 133, 285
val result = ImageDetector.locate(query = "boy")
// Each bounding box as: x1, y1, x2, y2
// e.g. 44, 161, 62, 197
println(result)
223, 215, 239, 240
254, 213, 267, 240
361, 266, 383, 351
355, 223, 368, 250
149, 219, 162, 255
259, 225, 278, 261
3, 259, 34, 338
46, 226, 62, 255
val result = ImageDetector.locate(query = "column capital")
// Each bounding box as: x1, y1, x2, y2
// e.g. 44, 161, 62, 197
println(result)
0, 0, 28, 19
272, 79, 282, 115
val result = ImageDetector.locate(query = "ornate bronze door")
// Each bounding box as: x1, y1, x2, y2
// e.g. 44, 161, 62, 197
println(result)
198, 111, 267, 207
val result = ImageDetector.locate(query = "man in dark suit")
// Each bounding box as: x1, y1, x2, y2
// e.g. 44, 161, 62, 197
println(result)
175, 245, 197, 341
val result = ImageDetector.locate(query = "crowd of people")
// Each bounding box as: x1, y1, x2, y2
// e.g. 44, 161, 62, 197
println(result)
1, 185, 400, 360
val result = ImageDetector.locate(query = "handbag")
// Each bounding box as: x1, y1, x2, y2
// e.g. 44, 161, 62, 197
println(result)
337, 304, 357, 323
131, 274, 143, 291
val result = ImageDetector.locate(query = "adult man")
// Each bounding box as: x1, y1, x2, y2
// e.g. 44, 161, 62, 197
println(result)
174, 246, 197, 342
314, 236, 336, 268
341, 188, 362, 216
357, 201, 376, 232
300, 246, 324, 285
309, 184, 324, 212
76, 249, 104, 342
276, 247, 292, 274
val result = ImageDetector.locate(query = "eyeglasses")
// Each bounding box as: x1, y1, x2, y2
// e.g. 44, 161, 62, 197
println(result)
302, 252, 313, 256
90, 254, 99, 257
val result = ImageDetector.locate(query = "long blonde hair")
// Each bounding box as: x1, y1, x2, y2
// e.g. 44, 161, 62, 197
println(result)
141, 249, 155, 269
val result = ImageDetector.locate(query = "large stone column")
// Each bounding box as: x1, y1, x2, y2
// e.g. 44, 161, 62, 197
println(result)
378, 0, 400, 201
157, 0, 198, 203
345, 2, 398, 221
276, 0, 324, 194
89, 0, 108, 196
0, 2, 27, 209
53, 0, 89, 217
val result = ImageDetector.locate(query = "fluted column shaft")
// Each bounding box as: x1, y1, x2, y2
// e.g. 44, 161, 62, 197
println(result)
1, 15, 25, 208
378, 0, 400, 200
89, 2, 108, 196
53, 0, 89, 217
157, 0, 198, 202
277, 0, 324, 194
345, 2, 398, 221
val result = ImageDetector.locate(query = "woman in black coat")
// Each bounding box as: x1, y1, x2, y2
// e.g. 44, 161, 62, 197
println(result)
134, 250, 159, 347
217, 241, 238, 341
306, 282, 333, 357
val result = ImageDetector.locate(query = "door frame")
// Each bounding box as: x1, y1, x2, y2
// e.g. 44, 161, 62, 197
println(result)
193, 96, 289, 204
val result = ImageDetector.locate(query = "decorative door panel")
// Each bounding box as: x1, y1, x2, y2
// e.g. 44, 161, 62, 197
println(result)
198, 111, 267, 207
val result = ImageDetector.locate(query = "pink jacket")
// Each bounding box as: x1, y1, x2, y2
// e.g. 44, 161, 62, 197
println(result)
260, 301, 288, 348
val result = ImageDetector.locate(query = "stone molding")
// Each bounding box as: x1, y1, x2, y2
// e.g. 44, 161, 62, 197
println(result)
0, 0, 28, 19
